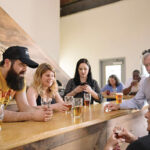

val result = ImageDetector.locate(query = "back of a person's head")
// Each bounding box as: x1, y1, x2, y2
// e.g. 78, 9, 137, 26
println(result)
133, 69, 140, 74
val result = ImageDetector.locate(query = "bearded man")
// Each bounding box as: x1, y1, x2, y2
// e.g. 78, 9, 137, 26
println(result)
0, 46, 52, 122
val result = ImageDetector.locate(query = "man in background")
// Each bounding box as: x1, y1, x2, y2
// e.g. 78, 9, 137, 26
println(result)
123, 70, 143, 95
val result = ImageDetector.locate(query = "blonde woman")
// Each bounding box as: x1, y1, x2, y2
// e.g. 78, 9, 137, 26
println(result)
27, 63, 68, 112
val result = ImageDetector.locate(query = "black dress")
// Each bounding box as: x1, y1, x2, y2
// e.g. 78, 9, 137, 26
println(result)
36, 95, 56, 106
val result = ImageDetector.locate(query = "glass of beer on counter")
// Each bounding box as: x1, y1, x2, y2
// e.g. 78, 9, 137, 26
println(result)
41, 97, 52, 108
116, 93, 123, 104
84, 93, 91, 106
64, 96, 74, 113
73, 98, 83, 118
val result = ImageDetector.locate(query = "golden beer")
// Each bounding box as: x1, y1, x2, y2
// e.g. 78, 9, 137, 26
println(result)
66, 104, 72, 111
116, 93, 123, 104
64, 96, 73, 113
73, 106, 82, 117
73, 117, 82, 124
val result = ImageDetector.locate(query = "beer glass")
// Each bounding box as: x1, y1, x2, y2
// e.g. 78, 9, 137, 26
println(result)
0, 104, 4, 131
64, 96, 73, 113
73, 98, 83, 118
41, 97, 52, 108
84, 93, 91, 106
116, 93, 123, 104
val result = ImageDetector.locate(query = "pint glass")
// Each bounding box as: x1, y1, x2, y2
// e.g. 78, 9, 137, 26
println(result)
73, 98, 83, 118
84, 93, 91, 106
116, 93, 123, 104
64, 96, 73, 112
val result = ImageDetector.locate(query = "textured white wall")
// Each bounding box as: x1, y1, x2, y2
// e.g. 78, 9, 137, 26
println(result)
0, 0, 60, 62
60, 0, 150, 85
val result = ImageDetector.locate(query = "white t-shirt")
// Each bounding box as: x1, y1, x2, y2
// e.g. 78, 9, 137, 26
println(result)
125, 76, 146, 93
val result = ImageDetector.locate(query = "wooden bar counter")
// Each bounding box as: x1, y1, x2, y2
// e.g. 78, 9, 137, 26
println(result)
0, 103, 148, 150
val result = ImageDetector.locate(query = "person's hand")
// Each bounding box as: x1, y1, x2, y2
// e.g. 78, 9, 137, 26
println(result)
104, 133, 124, 150
113, 127, 137, 143
82, 85, 93, 93
51, 103, 68, 112
73, 86, 84, 94
131, 80, 138, 86
31, 106, 53, 122
104, 103, 120, 112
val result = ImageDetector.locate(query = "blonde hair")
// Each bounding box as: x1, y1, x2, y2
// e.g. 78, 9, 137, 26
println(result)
32, 63, 58, 98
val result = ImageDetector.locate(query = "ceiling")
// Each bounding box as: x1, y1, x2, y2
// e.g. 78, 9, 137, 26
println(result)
60, 0, 122, 16
61, 0, 79, 7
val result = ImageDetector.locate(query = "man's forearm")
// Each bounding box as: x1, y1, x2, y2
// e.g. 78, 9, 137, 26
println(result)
3, 110, 32, 122
123, 86, 132, 95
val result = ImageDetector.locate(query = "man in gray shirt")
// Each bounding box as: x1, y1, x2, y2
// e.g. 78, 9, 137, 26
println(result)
105, 50, 150, 111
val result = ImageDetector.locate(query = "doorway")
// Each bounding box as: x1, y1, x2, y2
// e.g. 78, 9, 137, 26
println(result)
99, 58, 126, 88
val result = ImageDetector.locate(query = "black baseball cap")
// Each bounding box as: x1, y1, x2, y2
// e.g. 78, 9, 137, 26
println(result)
2, 46, 39, 68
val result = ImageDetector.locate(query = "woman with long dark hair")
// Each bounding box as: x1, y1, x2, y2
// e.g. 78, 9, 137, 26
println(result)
64, 58, 101, 104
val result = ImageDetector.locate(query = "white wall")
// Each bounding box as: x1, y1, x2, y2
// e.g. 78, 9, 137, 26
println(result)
0, 0, 59, 62
60, 0, 150, 85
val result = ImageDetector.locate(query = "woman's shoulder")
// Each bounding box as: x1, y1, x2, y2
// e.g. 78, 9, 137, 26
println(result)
90, 79, 99, 84
101, 84, 110, 89
67, 78, 75, 84
27, 86, 38, 94
118, 82, 124, 87
69, 78, 74, 81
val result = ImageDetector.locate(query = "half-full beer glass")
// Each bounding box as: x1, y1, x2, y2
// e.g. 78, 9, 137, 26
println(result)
64, 96, 73, 113
116, 93, 123, 104
84, 93, 91, 106
73, 98, 83, 118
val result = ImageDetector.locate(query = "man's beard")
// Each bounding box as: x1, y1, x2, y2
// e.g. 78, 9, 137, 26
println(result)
6, 67, 25, 91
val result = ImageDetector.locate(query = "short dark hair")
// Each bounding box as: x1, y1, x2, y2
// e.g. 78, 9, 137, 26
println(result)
133, 69, 140, 74
108, 74, 120, 86
0, 59, 16, 66
0, 59, 5, 66
74, 58, 93, 86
